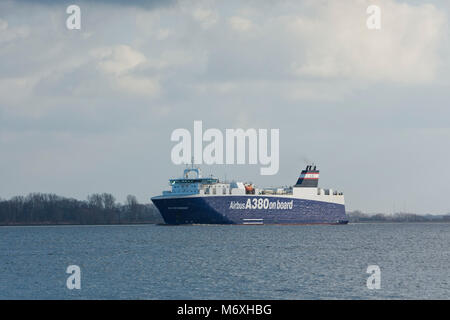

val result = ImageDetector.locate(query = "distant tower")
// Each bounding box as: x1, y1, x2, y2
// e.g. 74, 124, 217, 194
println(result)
295, 164, 319, 188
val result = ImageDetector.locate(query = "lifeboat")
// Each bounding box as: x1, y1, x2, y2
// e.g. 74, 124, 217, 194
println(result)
245, 184, 255, 194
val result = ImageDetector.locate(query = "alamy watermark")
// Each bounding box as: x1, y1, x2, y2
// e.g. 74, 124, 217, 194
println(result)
366, 265, 381, 289
366, 5, 381, 30
65, 4, 379, 31
171, 121, 279, 175
66, 5, 81, 30
66, 265, 81, 290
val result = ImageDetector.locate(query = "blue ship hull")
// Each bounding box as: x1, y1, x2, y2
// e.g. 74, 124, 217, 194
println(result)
151, 195, 347, 225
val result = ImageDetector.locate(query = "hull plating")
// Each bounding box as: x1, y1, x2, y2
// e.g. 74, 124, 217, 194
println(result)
151, 195, 347, 225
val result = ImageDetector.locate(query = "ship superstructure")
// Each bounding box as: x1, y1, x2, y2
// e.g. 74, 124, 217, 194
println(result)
151, 165, 347, 225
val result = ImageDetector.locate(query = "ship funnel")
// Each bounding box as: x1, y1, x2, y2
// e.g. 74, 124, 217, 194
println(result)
295, 164, 319, 187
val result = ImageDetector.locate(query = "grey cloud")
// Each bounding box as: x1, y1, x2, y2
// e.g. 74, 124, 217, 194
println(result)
12, 0, 177, 9
1, 0, 450, 213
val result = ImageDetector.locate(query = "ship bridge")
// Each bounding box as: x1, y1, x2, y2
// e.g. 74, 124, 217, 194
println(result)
168, 167, 218, 195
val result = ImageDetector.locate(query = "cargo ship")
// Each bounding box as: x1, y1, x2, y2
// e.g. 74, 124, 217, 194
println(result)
151, 165, 348, 225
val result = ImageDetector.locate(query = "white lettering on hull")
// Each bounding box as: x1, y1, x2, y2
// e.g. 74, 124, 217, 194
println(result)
229, 199, 293, 210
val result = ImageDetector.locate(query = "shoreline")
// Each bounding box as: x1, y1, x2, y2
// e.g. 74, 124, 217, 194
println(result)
1, 221, 450, 227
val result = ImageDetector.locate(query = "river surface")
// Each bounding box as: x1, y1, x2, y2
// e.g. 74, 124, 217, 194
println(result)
0, 223, 449, 299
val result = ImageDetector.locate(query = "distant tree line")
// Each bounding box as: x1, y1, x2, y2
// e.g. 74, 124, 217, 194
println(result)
1, 194, 449, 225
347, 210, 450, 223
0, 193, 163, 226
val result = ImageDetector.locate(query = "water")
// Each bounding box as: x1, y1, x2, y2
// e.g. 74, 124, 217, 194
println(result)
0, 223, 449, 299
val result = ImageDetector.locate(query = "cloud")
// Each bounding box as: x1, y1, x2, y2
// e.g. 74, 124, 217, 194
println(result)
94, 45, 147, 75
288, 0, 447, 84
1, 0, 450, 212
115, 74, 160, 96
12, 0, 176, 9
229, 16, 253, 32
0, 18, 30, 44
191, 7, 219, 29
0, 18, 7, 30
91, 45, 160, 97
0, 76, 39, 107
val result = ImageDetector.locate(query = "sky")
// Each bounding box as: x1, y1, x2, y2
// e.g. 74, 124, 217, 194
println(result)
1, 0, 450, 214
